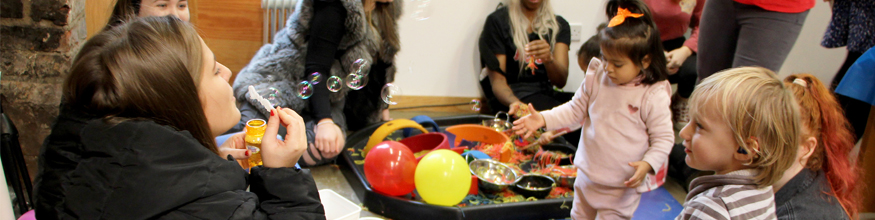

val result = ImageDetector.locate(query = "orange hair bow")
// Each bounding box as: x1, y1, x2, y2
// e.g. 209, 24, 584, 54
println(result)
607, 7, 644, 27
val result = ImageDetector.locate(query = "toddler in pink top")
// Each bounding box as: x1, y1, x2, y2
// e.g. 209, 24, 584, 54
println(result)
512, 1, 674, 219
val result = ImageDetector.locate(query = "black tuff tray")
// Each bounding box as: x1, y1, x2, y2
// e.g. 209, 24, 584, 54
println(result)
339, 114, 573, 220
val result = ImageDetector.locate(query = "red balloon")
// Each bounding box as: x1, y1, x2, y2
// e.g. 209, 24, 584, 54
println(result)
364, 141, 417, 196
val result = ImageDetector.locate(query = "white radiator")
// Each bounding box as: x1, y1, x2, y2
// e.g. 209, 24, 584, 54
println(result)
262, 0, 296, 44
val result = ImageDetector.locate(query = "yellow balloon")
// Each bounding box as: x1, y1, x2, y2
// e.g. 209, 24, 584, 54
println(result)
414, 149, 471, 206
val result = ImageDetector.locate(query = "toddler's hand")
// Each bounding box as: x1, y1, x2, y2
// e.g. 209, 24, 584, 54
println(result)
536, 131, 556, 145
624, 161, 652, 188
511, 103, 545, 139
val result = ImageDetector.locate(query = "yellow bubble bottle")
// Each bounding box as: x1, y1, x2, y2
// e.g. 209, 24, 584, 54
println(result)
244, 119, 266, 169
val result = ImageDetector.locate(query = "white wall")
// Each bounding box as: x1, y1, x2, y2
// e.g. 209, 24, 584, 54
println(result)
777, 2, 845, 81
394, 0, 845, 98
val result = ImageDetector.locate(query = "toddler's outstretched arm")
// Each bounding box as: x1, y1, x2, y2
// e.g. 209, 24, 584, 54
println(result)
511, 103, 545, 139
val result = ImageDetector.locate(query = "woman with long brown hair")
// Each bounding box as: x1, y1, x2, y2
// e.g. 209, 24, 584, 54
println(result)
33, 16, 325, 219
231, 0, 401, 167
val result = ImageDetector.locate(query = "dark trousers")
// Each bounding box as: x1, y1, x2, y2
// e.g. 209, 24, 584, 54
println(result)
697, 0, 809, 79
663, 37, 698, 98
832, 51, 870, 142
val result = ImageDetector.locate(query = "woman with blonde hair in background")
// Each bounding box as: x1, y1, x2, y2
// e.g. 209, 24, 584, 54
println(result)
479, 0, 571, 112
478, 0, 578, 144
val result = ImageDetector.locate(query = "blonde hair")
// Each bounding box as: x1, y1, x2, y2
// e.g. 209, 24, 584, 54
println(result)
507, 0, 560, 76
689, 67, 800, 187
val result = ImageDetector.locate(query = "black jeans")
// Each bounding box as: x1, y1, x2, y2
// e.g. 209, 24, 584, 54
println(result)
832, 51, 870, 142
663, 37, 698, 98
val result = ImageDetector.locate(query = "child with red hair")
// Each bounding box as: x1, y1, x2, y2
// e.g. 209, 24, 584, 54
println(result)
774, 74, 861, 219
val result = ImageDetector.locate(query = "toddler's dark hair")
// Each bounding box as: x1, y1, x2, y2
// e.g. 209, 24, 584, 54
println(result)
600, 0, 668, 85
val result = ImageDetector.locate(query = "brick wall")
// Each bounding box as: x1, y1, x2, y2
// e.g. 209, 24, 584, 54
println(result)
1, 0, 85, 179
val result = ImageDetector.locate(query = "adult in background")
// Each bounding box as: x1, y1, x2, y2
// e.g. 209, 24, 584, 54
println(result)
822, 0, 874, 142
643, 0, 705, 191
231, 0, 402, 167
479, 0, 572, 113
106, 0, 191, 28
696, 0, 812, 79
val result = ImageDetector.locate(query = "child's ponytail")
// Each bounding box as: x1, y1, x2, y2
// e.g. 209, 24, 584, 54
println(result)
784, 74, 861, 218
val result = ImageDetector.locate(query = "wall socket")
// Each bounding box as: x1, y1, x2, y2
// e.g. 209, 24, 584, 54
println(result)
570, 23, 583, 42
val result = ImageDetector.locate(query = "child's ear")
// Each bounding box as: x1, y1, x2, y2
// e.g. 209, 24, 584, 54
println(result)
734, 137, 760, 164
641, 54, 651, 70
798, 136, 817, 165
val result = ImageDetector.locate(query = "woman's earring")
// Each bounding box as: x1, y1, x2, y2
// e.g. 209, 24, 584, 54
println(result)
737, 146, 748, 154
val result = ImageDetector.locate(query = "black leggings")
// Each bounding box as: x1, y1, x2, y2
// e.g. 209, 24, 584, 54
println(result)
832, 51, 870, 142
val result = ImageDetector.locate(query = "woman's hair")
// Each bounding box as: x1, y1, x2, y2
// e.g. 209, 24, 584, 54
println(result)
507, 0, 561, 75
599, 0, 668, 85
689, 67, 800, 187
64, 16, 219, 154
367, 1, 401, 61
106, 0, 142, 29
784, 74, 860, 218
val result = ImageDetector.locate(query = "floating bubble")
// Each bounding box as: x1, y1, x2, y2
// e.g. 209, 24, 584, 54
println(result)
265, 87, 281, 106
346, 73, 368, 90
310, 72, 322, 85
350, 59, 369, 77
470, 99, 482, 111
327, 76, 343, 92
381, 83, 402, 105
411, 0, 433, 21
296, 81, 313, 99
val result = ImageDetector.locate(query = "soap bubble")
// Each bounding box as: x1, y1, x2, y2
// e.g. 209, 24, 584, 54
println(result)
327, 76, 343, 92
265, 87, 281, 106
381, 83, 402, 105
350, 59, 369, 77
346, 73, 367, 90
470, 99, 482, 111
296, 81, 313, 99
310, 72, 322, 85
411, 0, 433, 21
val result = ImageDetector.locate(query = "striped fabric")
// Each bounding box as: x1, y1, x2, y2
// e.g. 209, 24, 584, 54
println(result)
676, 169, 777, 220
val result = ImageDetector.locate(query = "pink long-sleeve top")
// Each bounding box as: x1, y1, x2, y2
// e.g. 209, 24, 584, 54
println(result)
540, 58, 674, 189
645, 0, 705, 53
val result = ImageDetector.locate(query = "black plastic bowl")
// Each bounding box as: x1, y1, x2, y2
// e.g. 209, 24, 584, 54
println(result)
513, 174, 555, 199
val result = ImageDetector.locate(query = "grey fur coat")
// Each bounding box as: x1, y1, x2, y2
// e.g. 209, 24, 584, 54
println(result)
232, 0, 401, 129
